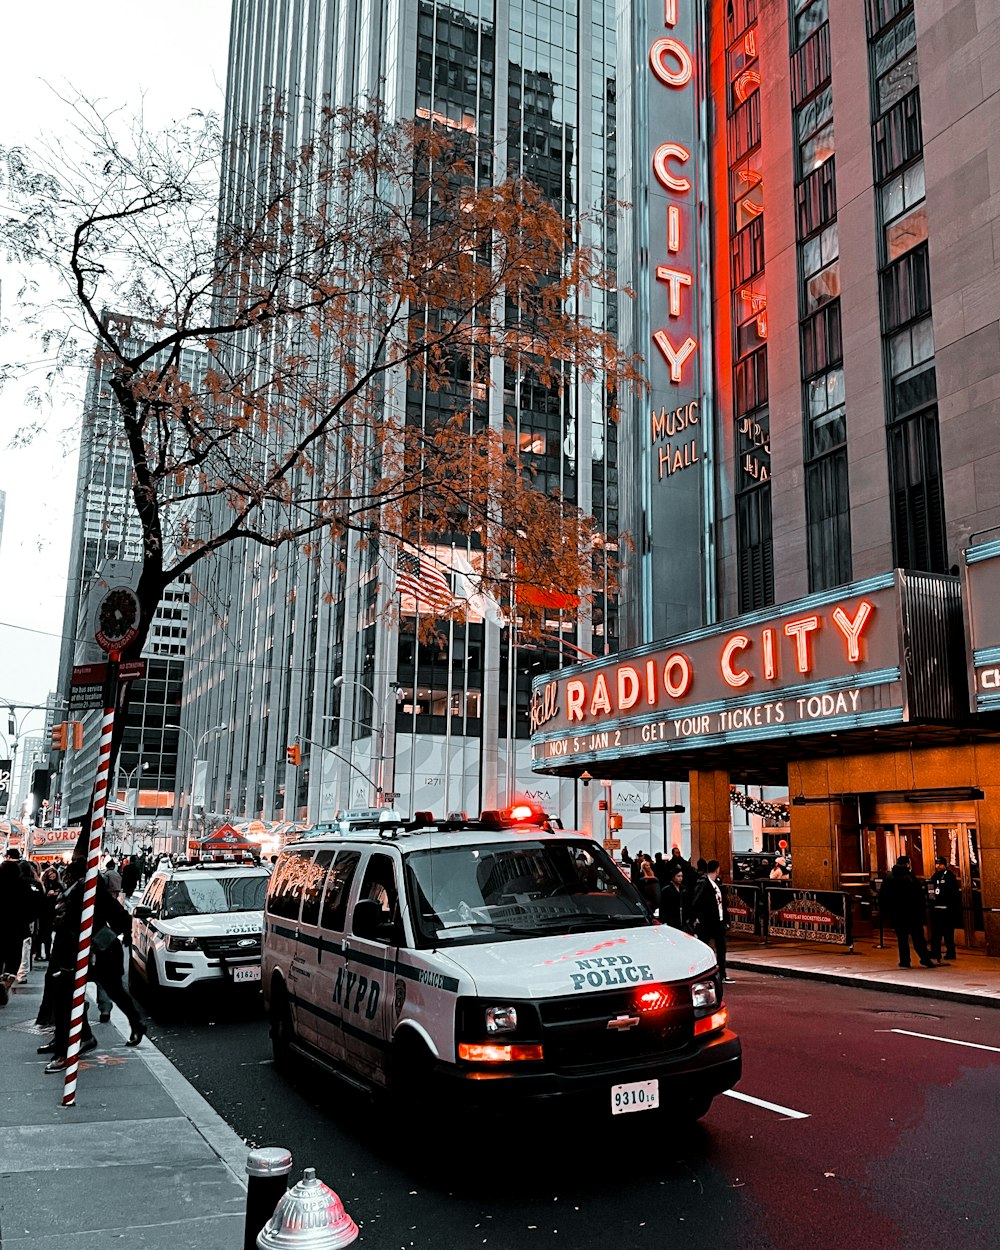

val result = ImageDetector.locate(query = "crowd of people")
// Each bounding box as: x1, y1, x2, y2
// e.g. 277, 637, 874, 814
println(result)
621, 846, 732, 982
0, 848, 149, 1071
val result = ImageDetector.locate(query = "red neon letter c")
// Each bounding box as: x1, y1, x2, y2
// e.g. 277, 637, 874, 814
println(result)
652, 143, 692, 193
721, 635, 752, 688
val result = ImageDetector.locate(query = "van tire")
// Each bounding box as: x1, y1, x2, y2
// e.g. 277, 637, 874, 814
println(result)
270, 980, 295, 1068
390, 1032, 434, 1113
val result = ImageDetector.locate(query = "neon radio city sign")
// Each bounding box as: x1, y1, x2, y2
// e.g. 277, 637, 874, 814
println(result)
564, 599, 875, 723
649, 0, 702, 480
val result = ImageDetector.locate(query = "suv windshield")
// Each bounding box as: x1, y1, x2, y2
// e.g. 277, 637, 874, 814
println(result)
161, 874, 268, 919
404, 839, 650, 946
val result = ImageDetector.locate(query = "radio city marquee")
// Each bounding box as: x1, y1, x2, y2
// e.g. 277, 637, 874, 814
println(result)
530, 574, 925, 769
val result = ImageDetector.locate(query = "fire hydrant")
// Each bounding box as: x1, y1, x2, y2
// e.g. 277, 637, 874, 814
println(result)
256, 1167, 359, 1249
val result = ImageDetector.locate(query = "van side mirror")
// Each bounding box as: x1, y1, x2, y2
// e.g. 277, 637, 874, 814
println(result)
352, 898, 385, 940
132, 904, 153, 921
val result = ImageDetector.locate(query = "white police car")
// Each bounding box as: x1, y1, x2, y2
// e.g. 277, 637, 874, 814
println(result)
263, 809, 741, 1120
129, 860, 270, 1001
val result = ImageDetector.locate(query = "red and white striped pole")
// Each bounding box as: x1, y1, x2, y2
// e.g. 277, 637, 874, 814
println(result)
63, 657, 118, 1107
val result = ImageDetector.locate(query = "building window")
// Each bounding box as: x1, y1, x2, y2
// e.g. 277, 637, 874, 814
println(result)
805, 450, 852, 590
731, 151, 764, 231
791, 21, 831, 102
805, 368, 846, 458
881, 242, 931, 331
793, 0, 828, 47
796, 86, 834, 177
732, 216, 765, 285
887, 411, 947, 572
866, 0, 912, 37
874, 88, 922, 180
736, 485, 774, 610
735, 345, 769, 416
796, 159, 837, 238
800, 301, 842, 378
800, 222, 840, 313
881, 159, 926, 260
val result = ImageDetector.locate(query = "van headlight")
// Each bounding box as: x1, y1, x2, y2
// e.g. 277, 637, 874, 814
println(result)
164, 934, 200, 952
691, 979, 719, 1011
485, 1005, 518, 1034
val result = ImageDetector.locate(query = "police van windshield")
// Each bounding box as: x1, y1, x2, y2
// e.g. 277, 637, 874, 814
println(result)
161, 875, 268, 918
403, 839, 650, 946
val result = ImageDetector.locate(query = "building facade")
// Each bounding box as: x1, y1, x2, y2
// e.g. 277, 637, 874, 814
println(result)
180, 0, 623, 830
534, 0, 1000, 953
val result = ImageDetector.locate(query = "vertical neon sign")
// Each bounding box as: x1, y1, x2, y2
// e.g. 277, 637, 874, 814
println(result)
647, 1, 702, 482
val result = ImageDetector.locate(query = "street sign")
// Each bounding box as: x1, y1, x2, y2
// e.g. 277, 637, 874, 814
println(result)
72, 660, 146, 685
382, 792, 400, 801
69, 683, 105, 713
603, 837, 621, 851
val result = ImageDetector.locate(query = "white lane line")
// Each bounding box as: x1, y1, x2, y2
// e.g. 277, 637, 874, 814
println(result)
889, 1028, 1000, 1054
723, 1090, 810, 1119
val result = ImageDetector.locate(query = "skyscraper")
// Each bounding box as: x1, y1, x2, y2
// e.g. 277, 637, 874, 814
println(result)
180, 0, 621, 827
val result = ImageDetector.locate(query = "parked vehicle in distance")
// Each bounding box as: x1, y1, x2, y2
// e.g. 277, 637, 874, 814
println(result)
263, 808, 742, 1122
128, 860, 269, 1003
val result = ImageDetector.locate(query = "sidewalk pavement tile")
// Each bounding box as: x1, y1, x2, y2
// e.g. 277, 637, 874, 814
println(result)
1, 978, 250, 1250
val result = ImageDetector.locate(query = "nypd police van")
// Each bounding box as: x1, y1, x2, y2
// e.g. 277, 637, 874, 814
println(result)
262, 811, 741, 1120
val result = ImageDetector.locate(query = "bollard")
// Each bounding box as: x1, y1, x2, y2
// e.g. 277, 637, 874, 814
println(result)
256, 1167, 358, 1249
245, 1147, 294, 1250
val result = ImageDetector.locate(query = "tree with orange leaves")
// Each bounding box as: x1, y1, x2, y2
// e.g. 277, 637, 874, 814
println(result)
1, 97, 636, 830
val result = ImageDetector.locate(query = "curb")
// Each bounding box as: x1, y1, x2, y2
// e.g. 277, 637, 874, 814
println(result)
728, 958, 1000, 1009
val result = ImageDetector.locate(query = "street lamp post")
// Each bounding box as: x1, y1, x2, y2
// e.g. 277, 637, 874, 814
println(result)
122, 761, 149, 858
183, 723, 228, 843
331, 676, 399, 807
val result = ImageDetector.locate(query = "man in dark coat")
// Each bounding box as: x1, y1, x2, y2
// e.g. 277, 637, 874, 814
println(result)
42, 859, 146, 1071
0, 852, 35, 1006
669, 846, 698, 894
690, 860, 730, 981
879, 856, 934, 969
927, 856, 963, 963
120, 856, 141, 899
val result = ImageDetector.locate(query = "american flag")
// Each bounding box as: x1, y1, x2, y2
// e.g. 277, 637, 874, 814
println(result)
396, 547, 455, 613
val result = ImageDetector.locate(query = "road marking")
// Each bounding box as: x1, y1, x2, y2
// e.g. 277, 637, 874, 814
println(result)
889, 1028, 1000, 1054
723, 1090, 810, 1119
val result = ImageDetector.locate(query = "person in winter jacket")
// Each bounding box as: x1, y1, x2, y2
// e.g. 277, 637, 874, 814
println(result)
0, 853, 35, 1006
927, 856, 963, 963
878, 855, 934, 969
659, 864, 689, 932
690, 860, 730, 981
42, 859, 146, 1072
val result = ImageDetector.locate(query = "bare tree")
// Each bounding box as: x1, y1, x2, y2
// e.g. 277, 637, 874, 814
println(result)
1, 95, 635, 835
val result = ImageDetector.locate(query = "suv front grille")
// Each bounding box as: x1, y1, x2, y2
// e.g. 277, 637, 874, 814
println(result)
539, 988, 693, 1071
201, 934, 261, 960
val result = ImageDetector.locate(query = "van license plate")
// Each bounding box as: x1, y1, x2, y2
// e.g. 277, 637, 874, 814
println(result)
611, 1080, 659, 1115
232, 965, 261, 984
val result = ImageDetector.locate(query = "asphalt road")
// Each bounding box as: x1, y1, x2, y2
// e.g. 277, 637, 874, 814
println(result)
145, 971, 1000, 1250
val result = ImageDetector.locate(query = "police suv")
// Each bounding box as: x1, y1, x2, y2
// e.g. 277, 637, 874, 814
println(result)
263, 810, 741, 1120
129, 860, 270, 1002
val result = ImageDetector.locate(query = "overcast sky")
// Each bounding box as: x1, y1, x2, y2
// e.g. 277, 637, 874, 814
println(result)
0, 2, 231, 742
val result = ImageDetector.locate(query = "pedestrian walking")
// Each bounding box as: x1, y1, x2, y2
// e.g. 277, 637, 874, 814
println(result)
669, 845, 698, 894
120, 855, 141, 899
42, 858, 146, 1071
928, 856, 963, 963
0, 851, 35, 1006
691, 860, 731, 981
659, 864, 689, 931
878, 855, 935, 969
638, 859, 661, 913
102, 858, 123, 899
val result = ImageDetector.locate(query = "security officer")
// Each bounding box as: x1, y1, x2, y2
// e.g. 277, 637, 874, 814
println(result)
927, 855, 963, 963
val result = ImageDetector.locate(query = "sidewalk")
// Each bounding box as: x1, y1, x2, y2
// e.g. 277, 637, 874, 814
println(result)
0, 975, 250, 1249
728, 935, 1000, 1006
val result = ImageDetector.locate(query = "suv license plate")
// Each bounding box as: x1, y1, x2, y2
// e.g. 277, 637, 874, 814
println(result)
611, 1079, 659, 1115
232, 965, 261, 984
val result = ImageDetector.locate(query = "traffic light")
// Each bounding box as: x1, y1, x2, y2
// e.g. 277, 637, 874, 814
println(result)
51, 723, 68, 751
286, 743, 301, 766
609, 813, 623, 831
71, 721, 83, 750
